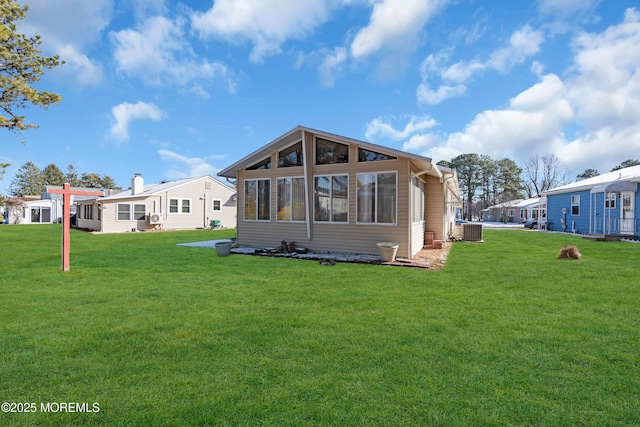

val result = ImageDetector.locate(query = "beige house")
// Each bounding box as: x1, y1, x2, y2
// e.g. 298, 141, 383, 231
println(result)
218, 126, 460, 258
76, 174, 236, 233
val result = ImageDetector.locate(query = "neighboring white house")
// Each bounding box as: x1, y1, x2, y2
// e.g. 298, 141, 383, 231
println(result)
76, 174, 236, 233
2, 186, 111, 225
2, 196, 61, 224
481, 197, 546, 223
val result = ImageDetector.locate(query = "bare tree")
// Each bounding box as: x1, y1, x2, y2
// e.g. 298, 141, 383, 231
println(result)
522, 154, 570, 197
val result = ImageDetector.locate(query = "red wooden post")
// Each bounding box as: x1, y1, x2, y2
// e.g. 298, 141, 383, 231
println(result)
47, 183, 104, 271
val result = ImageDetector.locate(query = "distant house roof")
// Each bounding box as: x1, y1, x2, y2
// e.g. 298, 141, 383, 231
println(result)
481, 197, 544, 213
3, 195, 41, 204
513, 197, 543, 209
544, 165, 640, 196
218, 125, 444, 180
96, 175, 235, 202
481, 199, 523, 212
43, 185, 108, 202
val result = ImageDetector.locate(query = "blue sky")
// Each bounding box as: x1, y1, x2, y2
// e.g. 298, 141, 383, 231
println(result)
2, 0, 640, 193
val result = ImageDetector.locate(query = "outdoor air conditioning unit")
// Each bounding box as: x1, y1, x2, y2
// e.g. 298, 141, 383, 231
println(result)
462, 223, 483, 242
149, 213, 163, 224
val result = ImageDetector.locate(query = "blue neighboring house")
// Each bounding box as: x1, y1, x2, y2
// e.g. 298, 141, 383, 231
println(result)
543, 165, 640, 238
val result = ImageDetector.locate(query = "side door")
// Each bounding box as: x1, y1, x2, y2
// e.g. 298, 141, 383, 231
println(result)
621, 192, 635, 235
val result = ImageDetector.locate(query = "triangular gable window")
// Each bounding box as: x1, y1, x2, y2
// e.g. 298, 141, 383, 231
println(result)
358, 148, 397, 162
278, 141, 303, 167
316, 138, 349, 165
247, 157, 272, 170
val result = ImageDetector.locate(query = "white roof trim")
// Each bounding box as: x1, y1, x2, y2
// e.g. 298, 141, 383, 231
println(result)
218, 125, 439, 178
544, 165, 640, 195
590, 181, 637, 193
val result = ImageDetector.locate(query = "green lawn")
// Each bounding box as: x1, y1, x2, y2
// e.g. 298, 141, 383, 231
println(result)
1, 225, 639, 426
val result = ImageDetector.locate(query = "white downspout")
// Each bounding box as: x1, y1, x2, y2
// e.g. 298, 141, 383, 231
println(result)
302, 132, 311, 241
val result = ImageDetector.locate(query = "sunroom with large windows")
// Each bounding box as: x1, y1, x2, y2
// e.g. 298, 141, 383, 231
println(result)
218, 126, 461, 258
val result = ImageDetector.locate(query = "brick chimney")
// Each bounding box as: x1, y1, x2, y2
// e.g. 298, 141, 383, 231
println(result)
131, 173, 144, 195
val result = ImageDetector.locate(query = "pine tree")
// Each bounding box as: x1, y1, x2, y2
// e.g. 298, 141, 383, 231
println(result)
1, 0, 63, 142
9, 161, 43, 196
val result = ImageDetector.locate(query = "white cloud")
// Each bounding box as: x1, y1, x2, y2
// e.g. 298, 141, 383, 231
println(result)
365, 115, 438, 140
110, 101, 166, 141
402, 133, 443, 152
385, 73, 573, 165
418, 25, 545, 104
566, 8, 640, 130
19, 0, 113, 86
416, 83, 467, 105
191, 0, 339, 64
318, 47, 348, 87
54, 44, 104, 86
487, 25, 545, 72
556, 7, 640, 170
157, 149, 221, 179
440, 74, 573, 158
407, 8, 640, 172
538, 0, 600, 17
111, 15, 237, 94
350, 0, 446, 59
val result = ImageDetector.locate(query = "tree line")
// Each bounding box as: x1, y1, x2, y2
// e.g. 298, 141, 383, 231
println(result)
7, 162, 121, 197
439, 154, 639, 221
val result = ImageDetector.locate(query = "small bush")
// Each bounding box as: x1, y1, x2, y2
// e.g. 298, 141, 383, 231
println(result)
558, 245, 582, 260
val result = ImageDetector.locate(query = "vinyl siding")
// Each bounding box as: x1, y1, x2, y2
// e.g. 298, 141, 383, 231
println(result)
93, 176, 236, 233
237, 144, 413, 257
546, 190, 590, 234
425, 175, 445, 240
546, 184, 639, 237
410, 221, 425, 256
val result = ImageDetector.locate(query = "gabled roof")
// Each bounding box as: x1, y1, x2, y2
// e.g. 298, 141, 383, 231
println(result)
480, 197, 543, 212
544, 164, 640, 195
481, 199, 524, 212
513, 197, 543, 208
217, 125, 443, 179
95, 175, 235, 202
43, 185, 108, 201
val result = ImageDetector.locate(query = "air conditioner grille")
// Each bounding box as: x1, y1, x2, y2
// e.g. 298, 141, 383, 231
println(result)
149, 213, 163, 224
462, 223, 483, 242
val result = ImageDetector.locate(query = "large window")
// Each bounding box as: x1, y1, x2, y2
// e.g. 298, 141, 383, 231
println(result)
245, 179, 271, 221
277, 177, 306, 221
412, 177, 425, 223
278, 142, 303, 167
117, 203, 146, 221
83, 204, 93, 220
117, 203, 131, 221
30, 207, 51, 223
315, 138, 349, 165
169, 198, 191, 214
247, 157, 272, 170
134, 204, 146, 220
358, 148, 397, 162
571, 195, 580, 216
357, 172, 397, 224
314, 175, 348, 222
